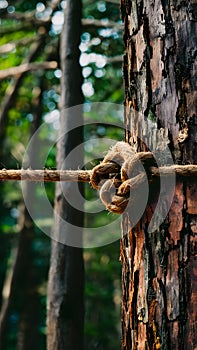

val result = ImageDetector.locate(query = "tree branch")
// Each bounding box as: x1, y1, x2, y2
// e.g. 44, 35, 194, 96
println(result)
0, 0, 61, 34
0, 61, 58, 80
1, 14, 122, 30
0, 38, 47, 141
0, 0, 61, 22
0, 13, 122, 34
0, 36, 38, 54
107, 55, 122, 63
105, 0, 120, 4
82, 18, 123, 30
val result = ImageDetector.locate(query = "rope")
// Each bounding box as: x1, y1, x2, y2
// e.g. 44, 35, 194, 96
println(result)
90, 142, 157, 213
0, 168, 92, 182
90, 142, 197, 214
0, 142, 197, 214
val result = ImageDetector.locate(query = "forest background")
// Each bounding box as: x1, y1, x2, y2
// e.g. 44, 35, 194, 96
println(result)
0, 0, 126, 349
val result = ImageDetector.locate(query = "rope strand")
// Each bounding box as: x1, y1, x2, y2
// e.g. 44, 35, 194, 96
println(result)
0, 142, 197, 214
0, 168, 92, 182
0, 165, 196, 183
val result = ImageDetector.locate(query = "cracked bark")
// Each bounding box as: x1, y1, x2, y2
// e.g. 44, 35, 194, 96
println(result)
121, 1, 197, 349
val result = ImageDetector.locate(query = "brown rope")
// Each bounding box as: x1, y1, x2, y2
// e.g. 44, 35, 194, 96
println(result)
0, 169, 92, 182
0, 164, 196, 183
90, 142, 197, 214
0, 142, 197, 214
90, 142, 154, 213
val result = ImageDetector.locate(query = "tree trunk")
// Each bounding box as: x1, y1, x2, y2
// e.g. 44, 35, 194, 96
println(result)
121, 1, 197, 349
47, 1, 84, 349
0, 80, 43, 349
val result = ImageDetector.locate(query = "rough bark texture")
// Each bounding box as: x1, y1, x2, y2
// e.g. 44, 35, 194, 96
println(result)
121, 1, 197, 349
47, 1, 84, 349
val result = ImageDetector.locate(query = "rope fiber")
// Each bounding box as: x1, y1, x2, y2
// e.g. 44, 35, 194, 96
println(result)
90, 142, 157, 213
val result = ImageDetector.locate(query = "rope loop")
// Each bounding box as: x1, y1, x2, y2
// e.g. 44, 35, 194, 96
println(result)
90, 142, 157, 214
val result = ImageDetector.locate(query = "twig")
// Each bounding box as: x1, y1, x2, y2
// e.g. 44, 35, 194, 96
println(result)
82, 18, 123, 30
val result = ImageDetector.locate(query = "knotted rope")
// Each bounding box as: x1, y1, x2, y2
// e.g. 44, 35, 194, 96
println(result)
0, 142, 197, 214
90, 142, 158, 214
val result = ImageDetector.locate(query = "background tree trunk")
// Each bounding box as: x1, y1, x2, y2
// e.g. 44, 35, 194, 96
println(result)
121, 1, 197, 349
47, 1, 84, 349
0, 80, 43, 349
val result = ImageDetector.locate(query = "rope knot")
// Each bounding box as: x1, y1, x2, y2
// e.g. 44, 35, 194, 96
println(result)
90, 142, 157, 214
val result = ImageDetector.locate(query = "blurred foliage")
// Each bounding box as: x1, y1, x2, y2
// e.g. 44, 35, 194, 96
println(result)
0, 0, 124, 349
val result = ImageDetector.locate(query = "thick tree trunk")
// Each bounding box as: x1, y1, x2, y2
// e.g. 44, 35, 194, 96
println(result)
47, 1, 84, 349
121, 1, 197, 349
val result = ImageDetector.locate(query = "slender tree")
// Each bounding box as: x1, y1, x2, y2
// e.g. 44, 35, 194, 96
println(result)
47, 1, 84, 349
0, 81, 43, 349
121, 1, 197, 349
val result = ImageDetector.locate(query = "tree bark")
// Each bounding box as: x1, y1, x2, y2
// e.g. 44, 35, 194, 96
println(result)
121, 1, 197, 349
47, 1, 84, 349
